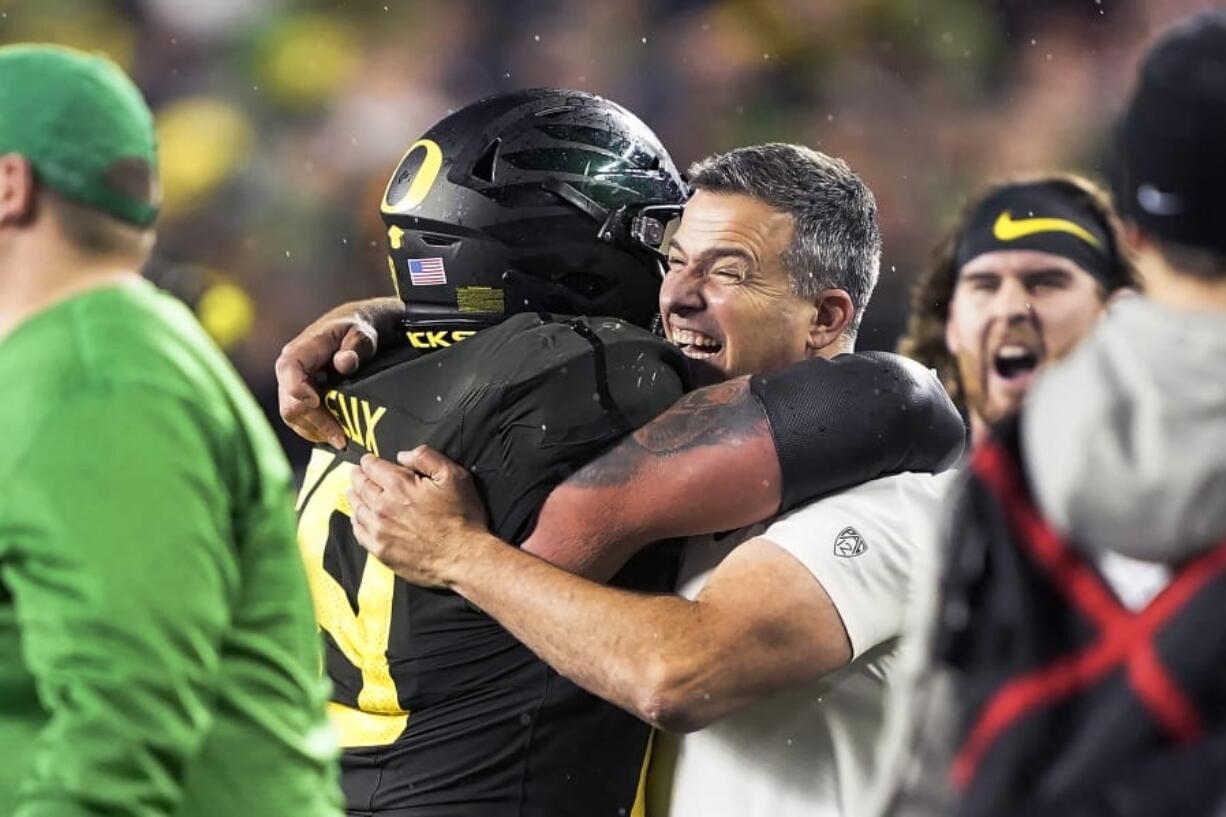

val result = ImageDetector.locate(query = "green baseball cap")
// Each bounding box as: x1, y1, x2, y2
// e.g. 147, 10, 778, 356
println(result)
0, 43, 159, 226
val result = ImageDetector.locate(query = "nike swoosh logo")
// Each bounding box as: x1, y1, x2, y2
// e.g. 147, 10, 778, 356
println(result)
992, 211, 1102, 249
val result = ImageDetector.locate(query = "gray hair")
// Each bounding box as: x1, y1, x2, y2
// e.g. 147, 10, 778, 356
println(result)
687, 143, 882, 335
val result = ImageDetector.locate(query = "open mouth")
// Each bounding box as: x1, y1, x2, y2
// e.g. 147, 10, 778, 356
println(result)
670, 327, 724, 360
992, 344, 1040, 380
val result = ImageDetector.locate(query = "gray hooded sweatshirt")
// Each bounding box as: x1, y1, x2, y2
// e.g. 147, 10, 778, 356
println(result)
1024, 296, 1226, 571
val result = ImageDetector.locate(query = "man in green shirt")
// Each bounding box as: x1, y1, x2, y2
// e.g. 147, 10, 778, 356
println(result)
0, 45, 341, 816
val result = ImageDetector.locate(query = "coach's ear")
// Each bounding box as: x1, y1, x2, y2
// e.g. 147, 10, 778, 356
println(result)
0, 154, 36, 226
806, 288, 855, 353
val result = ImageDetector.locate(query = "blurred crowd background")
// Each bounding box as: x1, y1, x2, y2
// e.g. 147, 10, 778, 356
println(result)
0, 0, 1213, 467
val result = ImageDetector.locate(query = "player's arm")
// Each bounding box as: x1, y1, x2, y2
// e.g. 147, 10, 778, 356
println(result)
351, 451, 866, 732
276, 296, 404, 448
524, 352, 964, 579
6, 390, 240, 815
522, 376, 775, 578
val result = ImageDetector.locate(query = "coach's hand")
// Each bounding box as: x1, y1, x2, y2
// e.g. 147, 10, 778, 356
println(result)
349, 447, 491, 587
275, 298, 403, 448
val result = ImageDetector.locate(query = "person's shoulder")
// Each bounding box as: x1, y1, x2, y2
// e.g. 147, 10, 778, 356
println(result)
547, 316, 688, 423
1, 282, 234, 428
765, 471, 956, 551
575, 315, 671, 347
478, 313, 686, 410
71, 283, 274, 443
754, 474, 952, 657
878, 470, 961, 503
373, 313, 675, 378
0, 284, 158, 391
0, 283, 289, 499
340, 314, 686, 439
53, 281, 232, 398
505, 314, 681, 368
786, 471, 956, 516
337, 313, 613, 402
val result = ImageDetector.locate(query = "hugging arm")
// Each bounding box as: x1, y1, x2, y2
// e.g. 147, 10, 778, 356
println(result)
524, 352, 966, 580
275, 297, 405, 448
523, 376, 776, 579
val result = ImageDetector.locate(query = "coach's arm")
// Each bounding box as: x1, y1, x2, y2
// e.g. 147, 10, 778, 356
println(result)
349, 448, 852, 732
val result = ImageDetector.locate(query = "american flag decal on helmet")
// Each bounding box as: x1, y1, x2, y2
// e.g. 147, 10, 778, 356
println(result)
408, 258, 447, 286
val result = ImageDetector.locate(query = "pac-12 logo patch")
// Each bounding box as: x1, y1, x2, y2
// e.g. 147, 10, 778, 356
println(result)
833, 527, 867, 558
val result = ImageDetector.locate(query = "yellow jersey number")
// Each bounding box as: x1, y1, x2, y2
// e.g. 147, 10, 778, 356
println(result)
296, 449, 409, 747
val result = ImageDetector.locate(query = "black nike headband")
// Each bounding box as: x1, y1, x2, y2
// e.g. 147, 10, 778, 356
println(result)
955, 182, 1123, 289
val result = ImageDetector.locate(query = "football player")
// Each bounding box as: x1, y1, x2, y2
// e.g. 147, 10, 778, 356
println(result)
280, 91, 965, 816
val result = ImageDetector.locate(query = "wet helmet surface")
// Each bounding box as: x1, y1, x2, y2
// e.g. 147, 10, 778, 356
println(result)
380, 88, 687, 331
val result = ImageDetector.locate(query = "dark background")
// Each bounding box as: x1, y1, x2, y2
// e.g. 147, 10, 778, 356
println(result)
1, 0, 1210, 465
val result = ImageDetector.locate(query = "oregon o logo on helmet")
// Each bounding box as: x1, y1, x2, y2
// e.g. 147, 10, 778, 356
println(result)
382, 138, 443, 213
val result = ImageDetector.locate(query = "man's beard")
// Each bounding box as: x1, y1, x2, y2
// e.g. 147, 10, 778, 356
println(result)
960, 313, 1048, 429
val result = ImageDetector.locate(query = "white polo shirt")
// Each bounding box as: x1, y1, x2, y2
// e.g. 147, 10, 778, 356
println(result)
647, 471, 956, 817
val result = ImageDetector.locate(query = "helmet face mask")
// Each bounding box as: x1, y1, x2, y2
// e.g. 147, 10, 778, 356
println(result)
379, 89, 687, 333
616, 203, 685, 260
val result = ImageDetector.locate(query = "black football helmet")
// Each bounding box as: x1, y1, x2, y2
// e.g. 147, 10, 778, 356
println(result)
379, 88, 686, 332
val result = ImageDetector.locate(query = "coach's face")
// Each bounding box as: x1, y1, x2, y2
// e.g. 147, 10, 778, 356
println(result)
660, 190, 815, 386
945, 249, 1106, 432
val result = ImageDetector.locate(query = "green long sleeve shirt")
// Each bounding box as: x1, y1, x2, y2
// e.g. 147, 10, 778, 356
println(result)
0, 280, 341, 816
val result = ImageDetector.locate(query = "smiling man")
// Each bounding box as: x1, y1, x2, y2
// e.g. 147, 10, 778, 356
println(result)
900, 176, 1136, 444
660, 185, 856, 386
342, 144, 961, 817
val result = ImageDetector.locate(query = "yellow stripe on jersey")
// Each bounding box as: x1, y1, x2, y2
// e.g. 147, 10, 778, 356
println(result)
631, 729, 655, 817
296, 448, 338, 512
296, 449, 409, 747
327, 701, 409, 749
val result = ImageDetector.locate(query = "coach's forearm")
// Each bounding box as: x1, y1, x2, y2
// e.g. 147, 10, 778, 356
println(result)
442, 534, 719, 732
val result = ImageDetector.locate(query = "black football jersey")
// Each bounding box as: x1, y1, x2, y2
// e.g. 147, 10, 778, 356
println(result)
294, 313, 688, 816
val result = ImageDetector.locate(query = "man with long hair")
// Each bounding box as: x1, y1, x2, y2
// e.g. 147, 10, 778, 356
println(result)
908, 12, 1226, 816
899, 174, 1136, 444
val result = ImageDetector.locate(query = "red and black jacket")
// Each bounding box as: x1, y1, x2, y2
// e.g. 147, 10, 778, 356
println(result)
935, 419, 1226, 817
